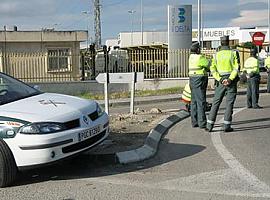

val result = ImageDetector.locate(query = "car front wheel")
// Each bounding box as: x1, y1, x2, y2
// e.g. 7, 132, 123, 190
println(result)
0, 139, 17, 187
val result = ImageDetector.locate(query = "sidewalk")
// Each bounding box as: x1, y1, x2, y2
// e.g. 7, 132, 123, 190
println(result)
89, 87, 268, 164
97, 87, 267, 107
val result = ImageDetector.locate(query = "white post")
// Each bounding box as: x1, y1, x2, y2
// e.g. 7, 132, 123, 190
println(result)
200, 0, 203, 48
104, 73, 109, 114
130, 72, 136, 114
268, 0, 270, 52
197, 0, 201, 45
141, 0, 144, 45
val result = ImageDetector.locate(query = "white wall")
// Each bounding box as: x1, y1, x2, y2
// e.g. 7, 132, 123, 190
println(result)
111, 27, 270, 48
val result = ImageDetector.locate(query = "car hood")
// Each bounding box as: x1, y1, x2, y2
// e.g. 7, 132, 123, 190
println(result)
0, 93, 97, 123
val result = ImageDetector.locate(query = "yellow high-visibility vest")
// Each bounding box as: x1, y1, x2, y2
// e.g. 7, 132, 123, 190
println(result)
243, 57, 259, 74
182, 83, 191, 102
265, 56, 270, 69
210, 50, 239, 81
189, 54, 209, 76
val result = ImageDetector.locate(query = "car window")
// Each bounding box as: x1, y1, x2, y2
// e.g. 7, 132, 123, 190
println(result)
0, 73, 41, 105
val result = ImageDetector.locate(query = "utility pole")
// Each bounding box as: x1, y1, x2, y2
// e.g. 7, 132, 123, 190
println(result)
197, 0, 202, 47
268, 0, 270, 52
128, 10, 136, 46
94, 0, 101, 49
141, 0, 144, 45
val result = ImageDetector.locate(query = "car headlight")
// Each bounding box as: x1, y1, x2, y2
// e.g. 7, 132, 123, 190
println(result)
19, 122, 66, 134
96, 103, 105, 117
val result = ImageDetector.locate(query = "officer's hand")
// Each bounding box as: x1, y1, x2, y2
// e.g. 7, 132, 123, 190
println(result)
222, 79, 228, 86
222, 79, 231, 86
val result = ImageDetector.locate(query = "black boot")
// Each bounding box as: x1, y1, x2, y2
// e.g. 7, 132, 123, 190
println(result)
205, 123, 213, 132
224, 126, 234, 132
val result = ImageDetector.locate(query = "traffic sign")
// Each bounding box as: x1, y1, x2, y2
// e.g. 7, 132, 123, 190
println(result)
252, 32, 265, 46
95, 72, 144, 115
96, 72, 144, 83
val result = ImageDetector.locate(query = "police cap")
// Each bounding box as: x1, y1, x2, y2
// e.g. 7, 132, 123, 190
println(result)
220, 35, 229, 46
250, 48, 257, 57
190, 42, 200, 53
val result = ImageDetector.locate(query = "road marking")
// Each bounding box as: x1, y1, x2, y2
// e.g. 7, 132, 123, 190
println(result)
90, 168, 270, 198
89, 106, 270, 198
211, 107, 270, 196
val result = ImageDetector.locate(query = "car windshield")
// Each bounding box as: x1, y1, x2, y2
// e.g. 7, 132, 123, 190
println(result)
0, 73, 42, 105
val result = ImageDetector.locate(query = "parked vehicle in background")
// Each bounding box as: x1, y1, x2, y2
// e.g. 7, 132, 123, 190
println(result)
0, 72, 109, 187
95, 48, 129, 74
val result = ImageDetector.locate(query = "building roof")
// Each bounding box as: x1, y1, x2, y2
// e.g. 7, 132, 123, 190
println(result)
0, 31, 87, 42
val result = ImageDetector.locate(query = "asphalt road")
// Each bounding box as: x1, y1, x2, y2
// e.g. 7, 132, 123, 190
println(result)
0, 93, 270, 200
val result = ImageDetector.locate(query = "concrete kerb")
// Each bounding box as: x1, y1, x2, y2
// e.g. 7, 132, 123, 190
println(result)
115, 88, 267, 164
92, 87, 268, 165
116, 110, 190, 164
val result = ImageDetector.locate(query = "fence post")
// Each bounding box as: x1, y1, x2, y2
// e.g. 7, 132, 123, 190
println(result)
130, 72, 136, 114
81, 53, 85, 81
89, 44, 96, 79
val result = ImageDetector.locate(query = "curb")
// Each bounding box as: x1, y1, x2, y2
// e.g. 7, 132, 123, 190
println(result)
115, 110, 190, 164
89, 88, 268, 165
98, 88, 267, 108
98, 95, 180, 108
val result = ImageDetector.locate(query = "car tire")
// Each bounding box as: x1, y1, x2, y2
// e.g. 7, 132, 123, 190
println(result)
0, 139, 17, 187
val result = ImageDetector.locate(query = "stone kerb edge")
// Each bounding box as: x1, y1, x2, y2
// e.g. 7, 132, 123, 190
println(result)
116, 109, 190, 164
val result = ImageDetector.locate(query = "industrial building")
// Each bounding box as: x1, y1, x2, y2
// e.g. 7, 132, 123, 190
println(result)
106, 26, 270, 50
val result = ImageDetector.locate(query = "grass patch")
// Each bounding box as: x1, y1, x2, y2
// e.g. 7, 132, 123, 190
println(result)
79, 87, 183, 100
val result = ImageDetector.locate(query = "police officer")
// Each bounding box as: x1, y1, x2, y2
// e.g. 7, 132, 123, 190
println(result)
243, 48, 262, 109
181, 82, 192, 112
265, 55, 270, 93
206, 36, 239, 132
189, 42, 209, 128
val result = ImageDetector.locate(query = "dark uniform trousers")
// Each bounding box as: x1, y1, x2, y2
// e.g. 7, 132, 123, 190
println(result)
190, 76, 208, 128
208, 76, 237, 129
247, 74, 260, 107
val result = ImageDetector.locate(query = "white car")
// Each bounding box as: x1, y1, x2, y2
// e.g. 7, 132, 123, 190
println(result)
0, 73, 109, 187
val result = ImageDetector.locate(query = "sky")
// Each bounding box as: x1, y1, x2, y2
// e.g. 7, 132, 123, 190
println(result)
0, 0, 268, 43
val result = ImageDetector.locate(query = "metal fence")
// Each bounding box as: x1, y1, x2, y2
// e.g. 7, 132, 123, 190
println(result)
0, 52, 81, 83
126, 49, 216, 79
0, 49, 218, 82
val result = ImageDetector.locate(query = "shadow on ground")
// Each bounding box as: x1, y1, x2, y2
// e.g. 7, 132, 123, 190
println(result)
15, 139, 205, 187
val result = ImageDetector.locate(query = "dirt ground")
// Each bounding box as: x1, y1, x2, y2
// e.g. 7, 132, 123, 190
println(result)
89, 108, 178, 154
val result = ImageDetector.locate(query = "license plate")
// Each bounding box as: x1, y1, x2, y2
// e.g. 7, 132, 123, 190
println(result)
78, 125, 101, 142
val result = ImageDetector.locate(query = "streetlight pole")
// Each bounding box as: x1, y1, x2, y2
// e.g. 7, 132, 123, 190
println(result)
141, 0, 144, 45
200, 0, 203, 48
82, 11, 90, 51
128, 10, 136, 46
197, 0, 202, 47
268, 0, 270, 52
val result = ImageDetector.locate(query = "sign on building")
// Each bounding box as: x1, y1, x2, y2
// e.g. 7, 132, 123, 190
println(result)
168, 5, 192, 50
168, 5, 192, 72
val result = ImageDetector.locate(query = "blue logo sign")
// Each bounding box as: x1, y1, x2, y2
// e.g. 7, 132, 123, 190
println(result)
178, 8, 185, 23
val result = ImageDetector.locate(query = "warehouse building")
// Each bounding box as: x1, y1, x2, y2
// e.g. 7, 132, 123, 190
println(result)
106, 26, 270, 50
